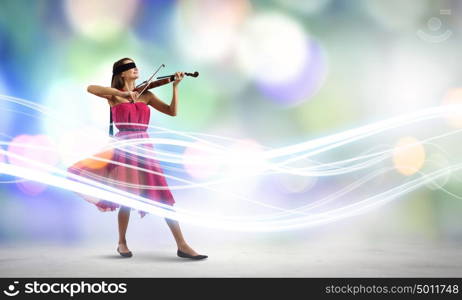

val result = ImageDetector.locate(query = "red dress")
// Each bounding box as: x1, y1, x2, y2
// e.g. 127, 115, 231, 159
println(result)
67, 98, 175, 218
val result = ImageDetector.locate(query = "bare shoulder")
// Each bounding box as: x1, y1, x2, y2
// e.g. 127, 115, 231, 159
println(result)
140, 90, 156, 104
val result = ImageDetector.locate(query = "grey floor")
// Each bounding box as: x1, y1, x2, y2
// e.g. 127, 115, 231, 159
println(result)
1, 236, 461, 277
1, 200, 462, 277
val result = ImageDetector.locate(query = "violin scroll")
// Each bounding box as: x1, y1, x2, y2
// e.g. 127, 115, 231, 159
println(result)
185, 71, 199, 78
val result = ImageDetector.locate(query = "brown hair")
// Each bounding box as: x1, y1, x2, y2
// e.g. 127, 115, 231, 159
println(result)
109, 57, 133, 137
111, 57, 134, 89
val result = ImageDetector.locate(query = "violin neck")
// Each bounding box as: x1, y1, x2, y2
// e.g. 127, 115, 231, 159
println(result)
156, 74, 175, 81
134, 71, 199, 93
156, 72, 199, 80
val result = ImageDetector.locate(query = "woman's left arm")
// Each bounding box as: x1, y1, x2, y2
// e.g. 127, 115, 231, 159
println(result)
146, 72, 184, 116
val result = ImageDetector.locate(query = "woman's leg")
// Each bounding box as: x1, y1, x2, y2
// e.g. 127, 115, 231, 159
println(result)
165, 217, 202, 256
118, 206, 131, 252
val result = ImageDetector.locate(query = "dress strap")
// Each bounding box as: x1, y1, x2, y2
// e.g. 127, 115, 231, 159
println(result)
109, 108, 113, 136
109, 89, 123, 136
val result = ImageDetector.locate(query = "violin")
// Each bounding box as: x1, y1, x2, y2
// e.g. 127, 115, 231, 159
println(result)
109, 64, 198, 136
134, 64, 199, 95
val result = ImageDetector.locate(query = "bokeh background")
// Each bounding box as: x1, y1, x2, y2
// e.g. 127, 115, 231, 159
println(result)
1, 0, 462, 274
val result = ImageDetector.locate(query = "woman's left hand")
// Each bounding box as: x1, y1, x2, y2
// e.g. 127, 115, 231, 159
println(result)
173, 72, 184, 87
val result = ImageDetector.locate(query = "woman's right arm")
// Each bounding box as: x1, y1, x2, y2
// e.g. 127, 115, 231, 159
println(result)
87, 85, 124, 99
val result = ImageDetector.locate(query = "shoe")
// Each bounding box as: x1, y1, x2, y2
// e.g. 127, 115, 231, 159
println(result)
177, 249, 208, 260
117, 246, 133, 258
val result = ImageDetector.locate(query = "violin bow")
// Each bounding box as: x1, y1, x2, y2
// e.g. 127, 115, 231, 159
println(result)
135, 63, 165, 95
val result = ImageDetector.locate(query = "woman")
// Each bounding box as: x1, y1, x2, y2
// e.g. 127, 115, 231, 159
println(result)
68, 57, 207, 260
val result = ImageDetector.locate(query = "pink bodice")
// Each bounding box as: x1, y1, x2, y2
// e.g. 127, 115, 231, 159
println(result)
111, 102, 150, 131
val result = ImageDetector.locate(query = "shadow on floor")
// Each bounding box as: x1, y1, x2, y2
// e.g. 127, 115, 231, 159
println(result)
92, 251, 206, 263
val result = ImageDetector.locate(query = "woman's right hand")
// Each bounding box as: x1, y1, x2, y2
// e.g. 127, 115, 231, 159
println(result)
121, 90, 139, 102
